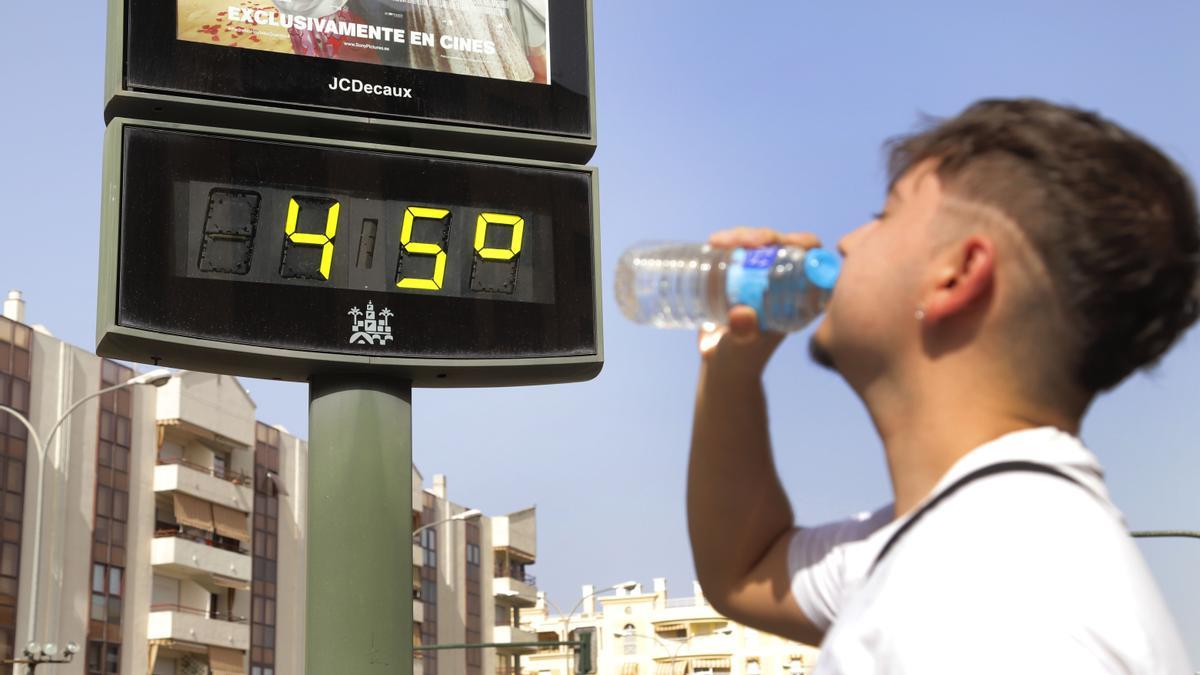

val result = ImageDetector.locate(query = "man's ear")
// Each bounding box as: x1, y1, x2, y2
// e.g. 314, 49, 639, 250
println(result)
921, 235, 995, 323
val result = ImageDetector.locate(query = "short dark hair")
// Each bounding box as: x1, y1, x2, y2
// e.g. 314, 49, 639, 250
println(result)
887, 98, 1200, 393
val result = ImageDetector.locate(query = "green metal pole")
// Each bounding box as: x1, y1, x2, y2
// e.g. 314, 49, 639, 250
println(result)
307, 377, 413, 674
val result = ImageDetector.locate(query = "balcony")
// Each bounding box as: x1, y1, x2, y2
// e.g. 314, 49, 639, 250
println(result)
147, 605, 250, 651
156, 373, 256, 449
493, 576, 538, 608
154, 460, 253, 512
492, 626, 539, 654
413, 599, 424, 624
678, 635, 734, 657
491, 508, 536, 561
152, 534, 251, 589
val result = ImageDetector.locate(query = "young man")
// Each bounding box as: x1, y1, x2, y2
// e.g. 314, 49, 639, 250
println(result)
688, 99, 1198, 673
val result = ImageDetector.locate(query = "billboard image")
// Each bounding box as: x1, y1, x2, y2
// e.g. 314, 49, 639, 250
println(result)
177, 0, 550, 84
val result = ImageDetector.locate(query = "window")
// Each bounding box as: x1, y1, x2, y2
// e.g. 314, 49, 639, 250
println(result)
623, 624, 637, 655
421, 580, 437, 604
252, 422, 282, 675
106, 644, 120, 674
465, 520, 481, 675
0, 544, 17, 578
420, 497, 439, 675
86, 640, 121, 675
87, 641, 102, 675
91, 362, 132, 675
90, 563, 124, 624
422, 528, 438, 567
213, 453, 228, 480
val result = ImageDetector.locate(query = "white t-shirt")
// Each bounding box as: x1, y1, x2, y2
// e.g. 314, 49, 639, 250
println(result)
788, 427, 1191, 674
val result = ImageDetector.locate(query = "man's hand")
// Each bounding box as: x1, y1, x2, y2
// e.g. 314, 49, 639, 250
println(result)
699, 228, 823, 376
689, 227, 826, 646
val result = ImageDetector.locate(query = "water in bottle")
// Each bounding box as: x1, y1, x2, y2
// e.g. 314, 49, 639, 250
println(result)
613, 242, 840, 332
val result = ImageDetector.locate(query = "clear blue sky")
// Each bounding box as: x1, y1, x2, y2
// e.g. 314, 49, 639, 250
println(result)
2, 0, 1198, 665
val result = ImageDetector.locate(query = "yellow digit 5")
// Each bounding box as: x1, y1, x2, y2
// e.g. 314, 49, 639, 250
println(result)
284, 197, 340, 279
474, 213, 525, 260
397, 206, 450, 290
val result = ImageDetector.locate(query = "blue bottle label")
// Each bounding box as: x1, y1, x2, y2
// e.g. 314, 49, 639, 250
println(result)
726, 246, 779, 327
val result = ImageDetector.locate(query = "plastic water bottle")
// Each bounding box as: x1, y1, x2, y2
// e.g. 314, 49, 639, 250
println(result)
614, 242, 841, 331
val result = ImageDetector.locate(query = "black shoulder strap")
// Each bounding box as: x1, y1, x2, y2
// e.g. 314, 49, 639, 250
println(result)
868, 461, 1087, 576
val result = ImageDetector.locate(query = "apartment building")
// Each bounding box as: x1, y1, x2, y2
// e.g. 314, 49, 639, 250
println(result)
148, 379, 306, 675
0, 293, 306, 675
521, 580, 820, 675
1, 290, 540, 675
412, 470, 540, 675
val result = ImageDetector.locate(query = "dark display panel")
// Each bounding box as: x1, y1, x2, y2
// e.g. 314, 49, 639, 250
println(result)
115, 125, 597, 361
184, 181, 554, 304
118, 0, 591, 140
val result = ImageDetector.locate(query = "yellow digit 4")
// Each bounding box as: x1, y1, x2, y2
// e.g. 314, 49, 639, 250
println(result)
397, 206, 450, 290
284, 197, 340, 279
474, 213, 525, 260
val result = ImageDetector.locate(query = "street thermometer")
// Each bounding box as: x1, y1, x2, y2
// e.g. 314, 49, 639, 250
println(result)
98, 1, 598, 672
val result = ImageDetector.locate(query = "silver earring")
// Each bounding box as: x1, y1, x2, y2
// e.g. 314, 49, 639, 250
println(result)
915, 307, 926, 321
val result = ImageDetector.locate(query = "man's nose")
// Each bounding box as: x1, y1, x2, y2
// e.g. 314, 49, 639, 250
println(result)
837, 226, 861, 257
837, 234, 850, 257
838, 218, 877, 257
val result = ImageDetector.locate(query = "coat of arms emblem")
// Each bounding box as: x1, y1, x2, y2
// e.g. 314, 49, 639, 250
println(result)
348, 301, 394, 345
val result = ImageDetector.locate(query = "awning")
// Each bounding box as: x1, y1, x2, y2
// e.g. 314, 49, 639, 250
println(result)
690, 658, 730, 671
147, 639, 206, 655
212, 504, 250, 542
653, 622, 686, 632
211, 574, 250, 591
172, 493, 214, 531
621, 663, 639, 675
208, 646, 245, 675
654, 662, 684, 675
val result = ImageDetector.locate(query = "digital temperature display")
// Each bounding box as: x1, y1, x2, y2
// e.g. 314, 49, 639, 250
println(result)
97, 120, 601, 386
184, 182, 554, 304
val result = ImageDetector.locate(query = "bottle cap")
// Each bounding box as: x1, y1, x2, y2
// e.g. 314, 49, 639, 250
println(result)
804, 249, 841, 290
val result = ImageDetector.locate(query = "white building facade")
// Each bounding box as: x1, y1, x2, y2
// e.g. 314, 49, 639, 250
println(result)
521, 581, 820, 675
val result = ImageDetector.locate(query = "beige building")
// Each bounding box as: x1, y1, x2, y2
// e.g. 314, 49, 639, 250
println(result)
1, 290, 539, 675
412, 469, 540, 675
0, 290, 308, 675
521, 580, 820, 675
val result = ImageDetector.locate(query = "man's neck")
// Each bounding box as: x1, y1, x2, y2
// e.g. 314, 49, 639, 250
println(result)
862, 376, 1082, 519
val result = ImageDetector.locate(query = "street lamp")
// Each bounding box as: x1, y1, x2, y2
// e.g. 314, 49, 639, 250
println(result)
1, 637, 81, 672
540, 581, 639, 675
617, 627, 739, 675
412, 508, 482, 539
1131, 530, 1200, 540
0, 367, 174, 673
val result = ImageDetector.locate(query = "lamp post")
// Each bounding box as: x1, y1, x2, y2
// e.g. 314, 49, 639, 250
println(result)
540, 581, 639, 675
615, 626, 736, 674
1131, 530, 1200, 540
412, 508, 482, 540
2, 641, 80, 673
0, 368, 173, 673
